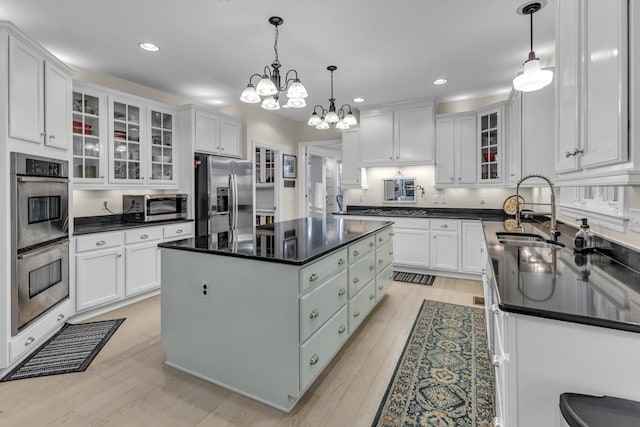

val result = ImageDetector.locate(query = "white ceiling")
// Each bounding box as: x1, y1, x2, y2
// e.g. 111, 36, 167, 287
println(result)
0, 0, 556, 122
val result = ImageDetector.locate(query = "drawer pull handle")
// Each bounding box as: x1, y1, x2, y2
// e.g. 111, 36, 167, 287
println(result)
338, 288, 346, 296
176, 229, 183, 234
369, 265, 375, 271
378, 285, 383, 290
491, 355, 503, 367
441, 224, 448, 229
338, 325, 346, 334
25, 337, 35, 346
338, 258, 346, 265
309, 273, 319, 282
96, 240, 106, 246
389, 252, 393, 256
378, 259, 383, 264
389, 232, 395, 236
353, 310, 360, 318
140, 234, 149, 239
310, 309, 320, 319
353, 250, 360, 256
369, 242, 375, 247
353, 277, 360, 284
378, 237, 383, 242
310, 354, 320, 365
57, 314, 65, 321
491, 304, 500, 314
369, 294, 375, 300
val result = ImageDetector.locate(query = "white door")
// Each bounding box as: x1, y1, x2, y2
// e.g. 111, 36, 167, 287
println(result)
360, 112, 394, 164
393, 228, 430, 269
125, 242, 160, 296
456, 114, 478, 184
76, 248, 124, 312
195, 110, 219, 154
430, 231, 459, 271
435, 117, 455, 184
461, 221, 484, 273
307, 154, 325, 218
44, 61, 71, 150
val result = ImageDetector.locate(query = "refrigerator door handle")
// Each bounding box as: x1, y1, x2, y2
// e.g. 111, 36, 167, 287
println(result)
232, 173, 239, 228
228, 174, 234, 228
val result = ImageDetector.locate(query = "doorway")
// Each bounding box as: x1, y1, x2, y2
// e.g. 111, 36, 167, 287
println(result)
298, 140, 342, 218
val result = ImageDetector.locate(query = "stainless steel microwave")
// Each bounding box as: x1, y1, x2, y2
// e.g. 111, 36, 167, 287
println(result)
122, 194, 188, 222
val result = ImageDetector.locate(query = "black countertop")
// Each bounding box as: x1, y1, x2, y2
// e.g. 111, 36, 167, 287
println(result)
483, 220, 640, 333
336, 205, 510, 221
158, 217, 393, 266
73, 215, 193, 235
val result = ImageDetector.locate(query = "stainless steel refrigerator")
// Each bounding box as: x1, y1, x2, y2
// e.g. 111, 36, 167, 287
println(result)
194, 153, 254, 238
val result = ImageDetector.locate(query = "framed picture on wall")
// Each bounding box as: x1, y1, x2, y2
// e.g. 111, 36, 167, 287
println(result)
283, 154, 297, 178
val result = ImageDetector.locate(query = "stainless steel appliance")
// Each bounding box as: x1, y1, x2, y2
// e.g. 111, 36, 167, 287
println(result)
194, 153, 254, 237
122, 194, 188, 222
11, 152, 70, 336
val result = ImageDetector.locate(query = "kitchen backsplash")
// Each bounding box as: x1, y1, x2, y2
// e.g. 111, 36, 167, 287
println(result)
73, 189, 168, 217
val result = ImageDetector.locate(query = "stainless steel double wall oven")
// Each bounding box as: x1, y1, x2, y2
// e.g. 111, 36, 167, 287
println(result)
10, 153, 70, 336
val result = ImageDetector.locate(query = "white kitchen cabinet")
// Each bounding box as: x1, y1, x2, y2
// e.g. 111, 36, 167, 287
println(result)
505, 90, 522, 185
125, 241, 160, 296
109, 95, 144, 183
391, 218, 430, 270
359, 103, 434, 166
477, 105, 504, 184
435, 113, 477, 186
430, 220, 459, 271
7, 32, 73, 150
185, 105, 241, 158
72, 83, 108, 182
147, 105, 176, 185
76, 246, 125, 312
461, 221, 484, 274
341, 128, 367, 189
555, 0, 630, 180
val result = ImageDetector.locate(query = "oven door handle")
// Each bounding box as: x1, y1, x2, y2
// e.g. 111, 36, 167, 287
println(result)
17, 176, 69, 184
17, 239, 69, 260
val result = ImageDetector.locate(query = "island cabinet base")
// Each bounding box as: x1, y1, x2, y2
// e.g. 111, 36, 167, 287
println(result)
160, 225, 394, 412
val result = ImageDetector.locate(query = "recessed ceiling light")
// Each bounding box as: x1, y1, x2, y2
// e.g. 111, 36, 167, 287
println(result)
138, 42, 160, 52
353, 97, 365, 103
433, 78, 448, 85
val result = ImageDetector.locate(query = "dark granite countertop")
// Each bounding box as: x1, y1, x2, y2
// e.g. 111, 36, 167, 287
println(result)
483, 220, 640, 333
74, 214, 193, 235
158, 217, 393, 266
335, 205, 510, 221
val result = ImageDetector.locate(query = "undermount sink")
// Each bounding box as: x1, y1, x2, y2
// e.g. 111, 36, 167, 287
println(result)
496, 232, 566, 249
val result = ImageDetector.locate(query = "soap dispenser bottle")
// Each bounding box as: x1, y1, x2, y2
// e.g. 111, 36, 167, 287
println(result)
574, 218, 594, 252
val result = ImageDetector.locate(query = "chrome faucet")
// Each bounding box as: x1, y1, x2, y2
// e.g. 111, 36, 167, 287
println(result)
515, 174, 560, 240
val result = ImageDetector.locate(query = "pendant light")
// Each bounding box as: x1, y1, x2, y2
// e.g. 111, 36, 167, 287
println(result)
240, 17, 308, 110
513, 2, 553, 92
307, 66, 357, 130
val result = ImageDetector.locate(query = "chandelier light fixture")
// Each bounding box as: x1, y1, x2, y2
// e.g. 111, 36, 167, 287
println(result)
239, 16, 308, 110
513, 2, 553, 92
307, 66, 357, 130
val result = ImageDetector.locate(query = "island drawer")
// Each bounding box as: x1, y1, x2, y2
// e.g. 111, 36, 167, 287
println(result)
300, 269, 348, 343
376, 241, 393, 273
163, 222, 194, 241
300, 248, 348, 294
348, 281, 377, 334
349, 235, 376, 263
125, 227, 163, 244
376, 264, 393, 302
375, 227, 394, 247
348, 252, 376, 298
300, 305, 349, 391
76, 232, 124, 253
430, 219, 459, 231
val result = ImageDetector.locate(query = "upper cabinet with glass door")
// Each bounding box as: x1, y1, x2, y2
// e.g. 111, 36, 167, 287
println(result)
477, 105, 503, 184
110, 98, 143, 183
148, 107, 176, 185
72, 85, 106, 183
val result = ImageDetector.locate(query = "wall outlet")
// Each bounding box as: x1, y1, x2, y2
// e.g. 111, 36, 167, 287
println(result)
480, 194, 486, 205
201, 281, 209, 298
441, 194, 448, 204
432, 194, 439, 204
630, 209, 640, 232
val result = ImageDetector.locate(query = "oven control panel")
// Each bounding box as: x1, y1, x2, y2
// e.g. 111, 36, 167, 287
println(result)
25, 159, 63, 177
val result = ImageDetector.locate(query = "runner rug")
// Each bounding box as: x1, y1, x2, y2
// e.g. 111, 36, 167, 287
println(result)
372, 300, 494, 426
0, 318, 125, 382
393, 271, 436, 286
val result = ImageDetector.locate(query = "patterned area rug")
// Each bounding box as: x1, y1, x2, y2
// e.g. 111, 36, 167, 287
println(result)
372, 300, 494, 427
393, 271, 436, 285
0, 319, 125, 382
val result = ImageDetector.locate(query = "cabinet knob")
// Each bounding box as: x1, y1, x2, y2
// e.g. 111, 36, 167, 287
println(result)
450, 177, 454, 181
309, 309, 320, 319
49, 134, 56, 140
378, 237, 383, 242
309, 354, 320, 365
389, 156, 393, 160
100, 175, 105, 179
378, 285, 383, 290
96, 240, 106, 246
353, 277, 360, 284
338, 288, 346, 296
389, 232, 395, 237
480, 248, 484, 253
140, 234, 149, 239
491, 355, 503, 367
458, 177, 461, 180
25, 336, 35, 346
369, 242, 375, 248
176, 229, 183, 234
353, 310, 360, 318
338, 325, 346, 334
378, 259, 383, 264
338, 258, 346, 265
389, 251, 393, 256
369, 294, 375, 300
565, 148, 584, 158
441, 224, 448, 229
369, 265, 375, 271
309, 273, 319, 282
353, 250, 360, 256
57, 314, 65, 321
117, 254, 122, 258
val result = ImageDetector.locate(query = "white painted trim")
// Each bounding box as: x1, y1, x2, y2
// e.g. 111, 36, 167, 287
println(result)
558, 204, 628, 232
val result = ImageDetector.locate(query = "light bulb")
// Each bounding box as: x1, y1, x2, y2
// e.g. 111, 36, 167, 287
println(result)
286, 97, 306, 108
343, 112, 357, 126
286, 80, 308, 99
240, 84, 260, 103
316, 121, 330, 130
261, 96, 280, 110
325, 110, 339, 123
513, 58, 553, 92
307, 113, 322, 127
256, 77, 277, 96
335, 120, 349, 130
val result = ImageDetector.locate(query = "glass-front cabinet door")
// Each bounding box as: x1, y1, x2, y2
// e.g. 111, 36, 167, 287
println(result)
148, 107, 175, 184
72, 87, 106, 182
110, 98, 143, 183
478, 106, 503, 183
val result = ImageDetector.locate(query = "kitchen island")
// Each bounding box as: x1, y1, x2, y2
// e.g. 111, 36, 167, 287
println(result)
158, 217, 394, 412
482, 220, 640, 427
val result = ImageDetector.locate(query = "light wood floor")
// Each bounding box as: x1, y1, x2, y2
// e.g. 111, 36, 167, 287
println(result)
0, 277, 483, 427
